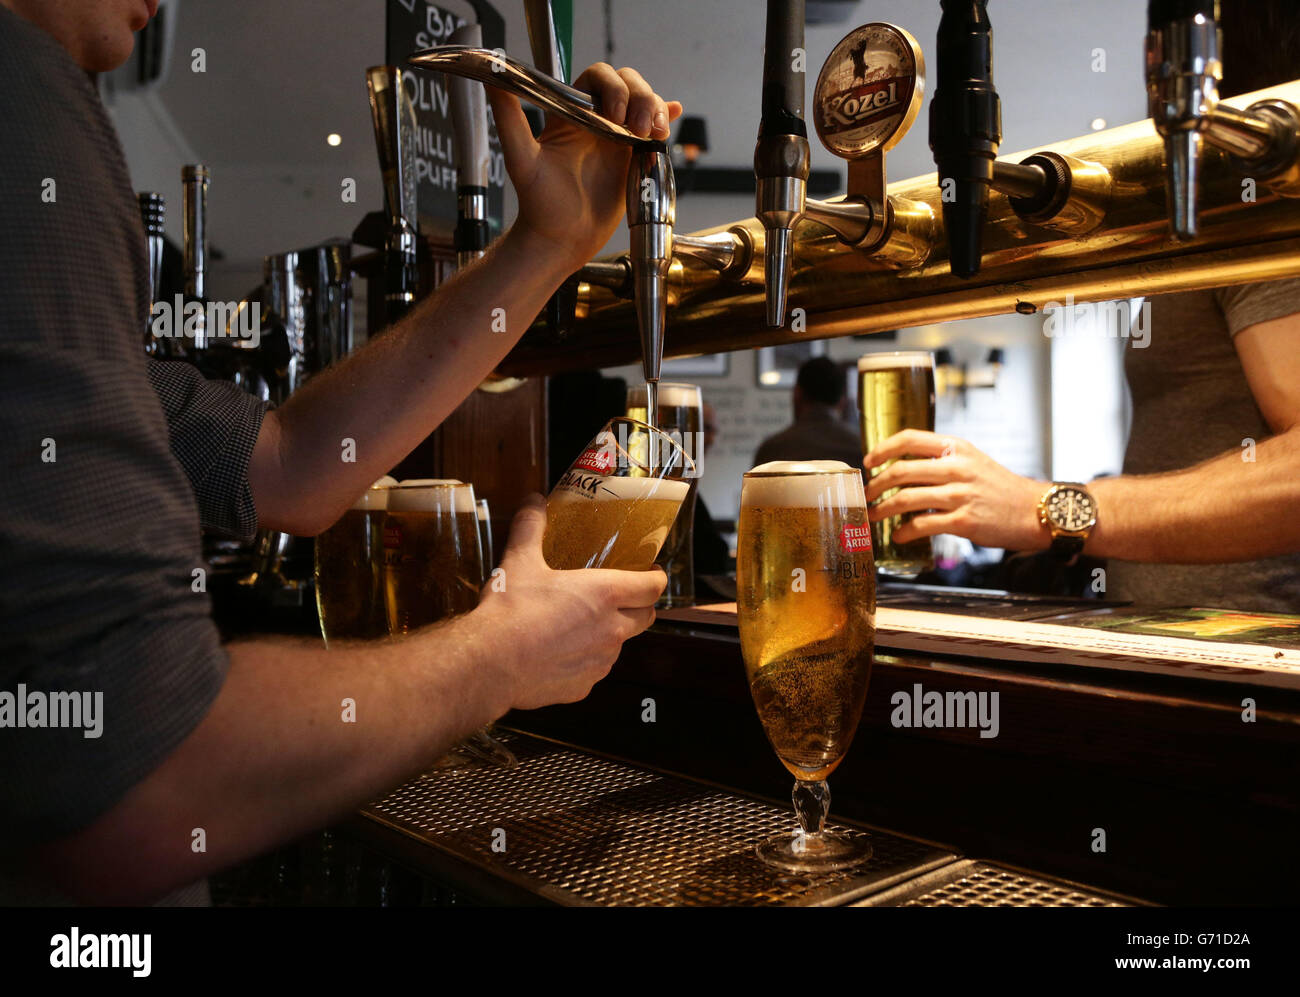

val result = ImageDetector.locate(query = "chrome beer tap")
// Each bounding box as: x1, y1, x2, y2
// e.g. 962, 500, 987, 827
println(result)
409, 44, 675, 385
137, 192, 165, 354
365, 65, 420, 322
1147, 0, 1300, 240
182, 164, 211, 348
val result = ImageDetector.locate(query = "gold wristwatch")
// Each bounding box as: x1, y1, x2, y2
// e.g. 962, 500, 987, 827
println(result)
1037, 482, 1098, 562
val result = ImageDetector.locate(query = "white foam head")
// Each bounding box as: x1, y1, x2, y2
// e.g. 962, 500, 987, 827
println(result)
349, 476, 398, 511
475, 498, 490, 521
857, 351, 934, 372
742, 460, 866, 508
387, 479, 477, 514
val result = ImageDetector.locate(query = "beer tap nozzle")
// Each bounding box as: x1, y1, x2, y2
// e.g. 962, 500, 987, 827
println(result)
1146, 0, 1221, 241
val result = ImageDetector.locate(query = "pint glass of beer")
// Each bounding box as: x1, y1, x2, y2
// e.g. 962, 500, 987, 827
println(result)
314, 476, 395, 645
382, 479, 483, 635
737, 460, 876, 872
857, 351, 937, 577
626, 383, 703, 607
543, 417, 693, 571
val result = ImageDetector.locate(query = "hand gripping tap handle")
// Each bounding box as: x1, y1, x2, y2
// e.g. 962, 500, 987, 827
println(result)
408, 44, 673, 385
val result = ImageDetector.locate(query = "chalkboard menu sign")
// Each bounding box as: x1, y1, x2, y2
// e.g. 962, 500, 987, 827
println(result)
386, 0, 506, 241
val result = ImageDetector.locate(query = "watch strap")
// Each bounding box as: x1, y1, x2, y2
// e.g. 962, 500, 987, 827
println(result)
1048, 533, 1085, 562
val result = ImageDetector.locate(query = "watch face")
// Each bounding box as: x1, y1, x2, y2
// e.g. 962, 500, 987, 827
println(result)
1046, 486, 1096, 532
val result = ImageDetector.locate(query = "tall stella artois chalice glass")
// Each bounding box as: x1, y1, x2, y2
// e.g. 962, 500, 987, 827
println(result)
737, 460, 876, 872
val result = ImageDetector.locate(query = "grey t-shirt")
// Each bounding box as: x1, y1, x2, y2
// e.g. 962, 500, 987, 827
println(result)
1107, 279, 1300, 612
0, 8, 267, 900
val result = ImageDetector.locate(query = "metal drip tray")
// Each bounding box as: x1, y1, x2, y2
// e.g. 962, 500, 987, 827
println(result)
360, 730, 956, 906
853, 859, 1140, 907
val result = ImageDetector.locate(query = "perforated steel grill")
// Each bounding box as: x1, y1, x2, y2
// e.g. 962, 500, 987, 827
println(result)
853, 859, 1138, 907
362, 730, 955, 906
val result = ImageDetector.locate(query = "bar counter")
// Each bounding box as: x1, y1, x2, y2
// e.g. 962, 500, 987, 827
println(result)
328, 598, 1300, 907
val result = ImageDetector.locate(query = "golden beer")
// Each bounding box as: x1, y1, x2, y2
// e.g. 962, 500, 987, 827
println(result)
857, 351, 936, 577
314, 477, 394, 644
737, 463, 876, 782
382, 480, 483, 635
543, 418, 692, 571
627, 382, 703, 606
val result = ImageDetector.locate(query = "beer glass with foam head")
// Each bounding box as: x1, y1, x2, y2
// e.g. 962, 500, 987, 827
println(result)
857, 351, 937, 577
626, 383, 703, 607
738, 460, 876, 872
544, 417, 693, 571
314, 476, 395, 645
382, 480, 483, 635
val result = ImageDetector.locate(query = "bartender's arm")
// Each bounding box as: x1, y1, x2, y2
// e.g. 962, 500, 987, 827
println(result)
864, 311, 1300, 563
250, 65, 681, 535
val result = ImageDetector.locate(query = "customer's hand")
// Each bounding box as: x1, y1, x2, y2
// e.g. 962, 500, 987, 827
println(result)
864, 430, 1051, 550
488, 63, 682, 271
475, 494, 665, 710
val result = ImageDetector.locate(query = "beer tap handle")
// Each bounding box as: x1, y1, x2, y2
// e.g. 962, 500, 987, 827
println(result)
448, 24, 492, 271
410, 46, 653, 147
182, 164, 211, 349
929, 0, 1000, 278
754, 0, 809, 328
807, 23, 925, 257
365, 65, 420, 320
137, 192, 166, 355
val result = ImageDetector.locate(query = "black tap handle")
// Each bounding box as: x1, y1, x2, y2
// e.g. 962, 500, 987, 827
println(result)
929, 0, 1000, 279
759, 0, 806, 139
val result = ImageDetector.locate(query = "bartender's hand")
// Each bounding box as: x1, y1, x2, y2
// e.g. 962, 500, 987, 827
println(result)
865, 430, 1051, 551
488, 64, 682, 271
475, 494, 665, 710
